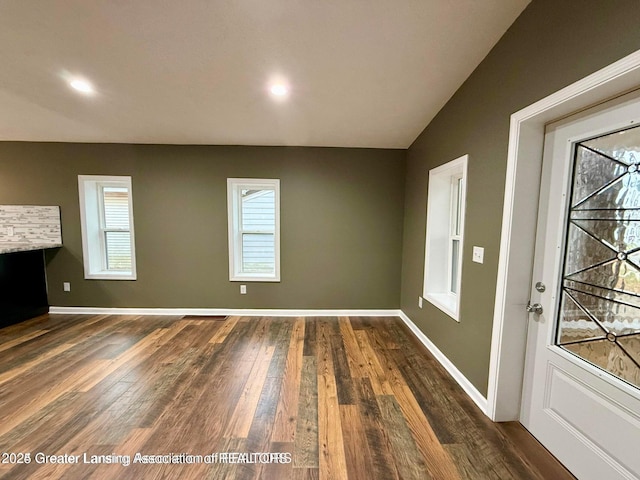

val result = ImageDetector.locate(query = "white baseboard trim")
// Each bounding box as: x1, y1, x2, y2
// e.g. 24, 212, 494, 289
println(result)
397, 310, 488, 415
48, 306, 402, 317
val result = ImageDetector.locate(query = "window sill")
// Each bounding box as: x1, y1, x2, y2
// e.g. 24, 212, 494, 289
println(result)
85, 271, 136, 281
424, 293, 459, 321
230, 274, 280, 282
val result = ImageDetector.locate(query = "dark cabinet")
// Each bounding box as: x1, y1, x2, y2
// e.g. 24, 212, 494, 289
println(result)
0, 250, 48, 328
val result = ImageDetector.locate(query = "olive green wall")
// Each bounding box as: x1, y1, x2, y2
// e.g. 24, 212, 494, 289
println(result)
0, 143, 405, 309
401, 0, 640, 396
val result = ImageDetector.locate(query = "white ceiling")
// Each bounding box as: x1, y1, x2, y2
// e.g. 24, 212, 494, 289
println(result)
0, 0, 530, 149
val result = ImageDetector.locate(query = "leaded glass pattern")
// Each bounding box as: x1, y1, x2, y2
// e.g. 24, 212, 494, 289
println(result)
556, 124, 640, 389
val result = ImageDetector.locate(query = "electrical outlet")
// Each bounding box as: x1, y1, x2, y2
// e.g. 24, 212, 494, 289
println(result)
240, 284, 247, 294
63, 282, 71, 292
472, 246, 485, 264
418, 296, 423, 308
7, 226, 14, 236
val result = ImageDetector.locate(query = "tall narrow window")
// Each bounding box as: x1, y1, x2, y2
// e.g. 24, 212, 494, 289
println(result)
78, 175, 137, 280
423, 155, 468, 320
227, 178, 280, 282
449, 174, 463, 294
102, 186, 132, 271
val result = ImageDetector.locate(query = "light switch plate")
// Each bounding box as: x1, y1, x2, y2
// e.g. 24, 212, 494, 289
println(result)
472, 246, 484, 264
63, 282, 71, 292
240, 285, 247, 294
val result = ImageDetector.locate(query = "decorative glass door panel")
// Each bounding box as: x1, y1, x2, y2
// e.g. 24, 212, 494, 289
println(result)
556, 124, 640, 388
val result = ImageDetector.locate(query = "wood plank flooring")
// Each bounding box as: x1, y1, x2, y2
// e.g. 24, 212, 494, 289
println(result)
0, 314, 574, 479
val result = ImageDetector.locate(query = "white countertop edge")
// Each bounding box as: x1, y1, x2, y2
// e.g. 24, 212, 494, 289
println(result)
0, 243, 63, 254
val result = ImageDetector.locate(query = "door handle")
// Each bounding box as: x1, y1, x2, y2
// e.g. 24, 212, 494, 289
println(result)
526, 301, 543, 315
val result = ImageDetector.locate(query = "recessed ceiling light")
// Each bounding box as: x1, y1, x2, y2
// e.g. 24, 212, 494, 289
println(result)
270, 83, 289, 97
69, 78, 95, 95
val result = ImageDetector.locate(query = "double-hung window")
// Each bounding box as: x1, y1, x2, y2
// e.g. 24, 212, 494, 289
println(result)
423, 155, 467, 320
449, 173, 463, 295
78, 175, 137, 280
227, 178, 280, 282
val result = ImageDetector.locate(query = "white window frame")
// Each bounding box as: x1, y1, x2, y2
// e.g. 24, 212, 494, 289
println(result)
78, 175, 137, 280
227, 178, 281, 282
423, 154, 468, 321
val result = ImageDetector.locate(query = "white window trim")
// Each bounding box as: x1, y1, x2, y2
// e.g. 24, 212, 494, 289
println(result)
423, 155, 468, 321
78, 175, 137, 280
227, 178, 281, 282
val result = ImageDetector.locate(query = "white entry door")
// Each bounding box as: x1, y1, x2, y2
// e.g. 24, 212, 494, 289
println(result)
521, 91, 640, 480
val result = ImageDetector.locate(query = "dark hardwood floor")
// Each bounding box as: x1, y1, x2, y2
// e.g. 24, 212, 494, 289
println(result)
0, 314, 574, 479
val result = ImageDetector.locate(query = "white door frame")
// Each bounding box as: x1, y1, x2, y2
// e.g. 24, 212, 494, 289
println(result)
487, 48, 640, 422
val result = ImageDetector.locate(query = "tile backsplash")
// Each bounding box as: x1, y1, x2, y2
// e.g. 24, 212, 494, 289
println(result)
0, 205, 62, 245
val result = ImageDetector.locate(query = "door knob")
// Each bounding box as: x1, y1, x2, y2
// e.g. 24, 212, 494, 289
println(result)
526, 301, 543, 315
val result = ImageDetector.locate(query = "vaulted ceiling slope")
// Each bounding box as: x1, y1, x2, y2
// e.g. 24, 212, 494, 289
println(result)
0, 0, 530, 148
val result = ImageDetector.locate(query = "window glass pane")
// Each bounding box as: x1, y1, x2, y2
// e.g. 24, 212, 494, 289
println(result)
103, 187, 130, 229
451, 239, 459, 294
242, 233, 274, 273
105, 231, 132, 271
241, 189, 275, 232
455, 177, 463, 235
556, 124, 640, 389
